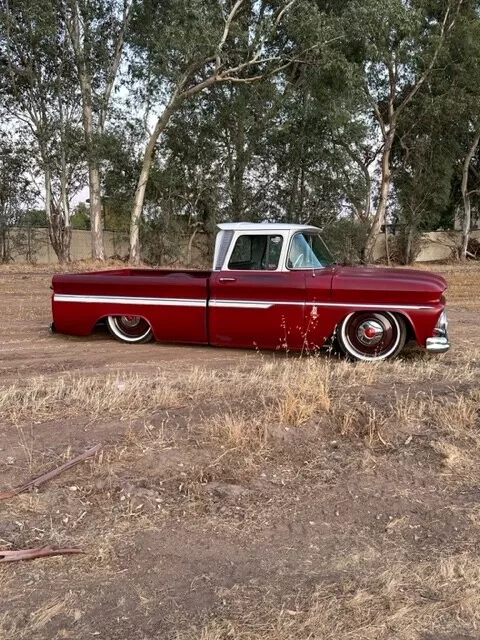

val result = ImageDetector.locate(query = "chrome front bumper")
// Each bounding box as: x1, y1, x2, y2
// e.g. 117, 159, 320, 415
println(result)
426, 336, 450, 353
426, 310, 449, 353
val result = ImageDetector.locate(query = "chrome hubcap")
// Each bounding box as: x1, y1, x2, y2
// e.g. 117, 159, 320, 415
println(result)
120, 315, 141, 328
357, 320, 384, 346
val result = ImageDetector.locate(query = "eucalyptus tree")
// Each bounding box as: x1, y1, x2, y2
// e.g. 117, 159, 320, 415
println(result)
445, 2, 480, 260
344, 0, 464, 262
389, 0, 480, 261
0, 134, 35, 262
63, 0, 134, 259
0, 0, 86, 262
126, 0, 312, 264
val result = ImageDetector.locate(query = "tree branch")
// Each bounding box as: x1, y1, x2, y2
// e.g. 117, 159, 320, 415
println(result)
100, 0, 135, 131
397, 2, 459, 117
216, 0, 245, 72
275, 0, 299, 26
364, 84, 387, 139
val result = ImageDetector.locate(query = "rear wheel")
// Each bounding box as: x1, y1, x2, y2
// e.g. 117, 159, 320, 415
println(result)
106, 315, 153, 344
337, 311, 406, 362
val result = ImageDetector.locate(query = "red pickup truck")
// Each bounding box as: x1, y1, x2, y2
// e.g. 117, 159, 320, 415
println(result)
51, 223, 449, 362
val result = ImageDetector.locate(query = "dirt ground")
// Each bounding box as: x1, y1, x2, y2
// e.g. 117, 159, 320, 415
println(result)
1, 263, 480, 640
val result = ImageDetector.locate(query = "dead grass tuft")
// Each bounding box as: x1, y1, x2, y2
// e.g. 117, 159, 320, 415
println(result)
275, 361, 331, 426
205, 412, 268, 452
0, 371, 179, 422
0, 593, 75, 640
427, 392, 479, 432
183, 554, 480, 640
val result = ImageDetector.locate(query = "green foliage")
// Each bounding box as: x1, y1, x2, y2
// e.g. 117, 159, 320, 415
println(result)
27, 209, 48, 228
2, 0, 480, 262
71, 202, 90, 230
321, 218, 370, 265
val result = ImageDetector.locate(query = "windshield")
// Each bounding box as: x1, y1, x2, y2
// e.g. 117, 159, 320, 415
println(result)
287, 232, 334, 269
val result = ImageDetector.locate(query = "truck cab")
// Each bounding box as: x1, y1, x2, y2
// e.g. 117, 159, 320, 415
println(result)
208, 223, 336, 350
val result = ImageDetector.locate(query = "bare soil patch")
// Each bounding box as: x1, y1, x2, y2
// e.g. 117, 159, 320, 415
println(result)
1, 262, 480, 639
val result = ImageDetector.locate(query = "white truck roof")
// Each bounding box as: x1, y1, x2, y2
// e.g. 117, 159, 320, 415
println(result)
217, 222, 320, 232
213, 222, 323, 271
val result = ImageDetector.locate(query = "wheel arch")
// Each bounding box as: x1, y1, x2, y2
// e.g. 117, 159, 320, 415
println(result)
394, 311, 417, 343
97, 312, 153, 329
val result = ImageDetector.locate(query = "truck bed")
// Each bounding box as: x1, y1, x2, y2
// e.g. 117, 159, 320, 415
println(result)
51, 268, 211, 343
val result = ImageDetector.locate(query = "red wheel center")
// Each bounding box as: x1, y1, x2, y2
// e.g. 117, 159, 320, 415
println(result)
364, 327, 377, 338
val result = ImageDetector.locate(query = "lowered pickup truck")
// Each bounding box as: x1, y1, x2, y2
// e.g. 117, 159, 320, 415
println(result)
51, 222, 449, 361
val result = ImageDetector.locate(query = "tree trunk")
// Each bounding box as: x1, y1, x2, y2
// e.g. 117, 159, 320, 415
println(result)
231, 114, 247, 221
460, 132, 480, 262
67, 1, 105, 260
44, 166, 72, 264
364, 129, 395, 263
186, 227, 198, 266
130, 102, 179, 265
88, 162, 104, 260
406, 224, 414, 265
58, 89, 72, 262
384, 216, 391, 266
0, 219, 9, 263
82, 97, 104, 260
79, 99, 104, 260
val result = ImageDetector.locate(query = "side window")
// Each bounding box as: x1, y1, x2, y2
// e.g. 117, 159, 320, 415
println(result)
227, 235, 284, 270
229, 235, 252, 267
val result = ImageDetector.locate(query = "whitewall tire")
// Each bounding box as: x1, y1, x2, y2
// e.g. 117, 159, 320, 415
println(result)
337, 311, 406, 362
106, 315, 153, 344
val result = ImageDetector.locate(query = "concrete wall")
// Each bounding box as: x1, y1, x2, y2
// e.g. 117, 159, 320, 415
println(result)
5, 227, 480, 265
8, 228, 129, 264
373, 230, 480, 263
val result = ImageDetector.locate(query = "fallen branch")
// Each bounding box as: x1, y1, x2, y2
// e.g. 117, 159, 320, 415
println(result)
0, 443, 101, 501
0, 546, 84, 563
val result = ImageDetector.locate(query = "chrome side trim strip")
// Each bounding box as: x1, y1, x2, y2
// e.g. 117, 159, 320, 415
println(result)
54, 293, 431, 312
312, 302, 431, 310
210, 300, 273, 309
211, 300, 431, 310
54, 294, 207, 308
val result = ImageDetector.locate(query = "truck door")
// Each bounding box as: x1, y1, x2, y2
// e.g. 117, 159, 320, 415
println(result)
290, 231, 336, 349
209, 233, 307, 350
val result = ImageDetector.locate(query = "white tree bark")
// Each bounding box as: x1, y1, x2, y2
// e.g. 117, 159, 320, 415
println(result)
363, 4, 458, 264
65, 0, 133, 260
364, 127, 395, 263
130, 99, 181, 264
460, 132, 480, 261
128, 0, 296, 264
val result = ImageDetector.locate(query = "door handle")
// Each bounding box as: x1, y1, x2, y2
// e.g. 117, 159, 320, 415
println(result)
218, 277, 237, 283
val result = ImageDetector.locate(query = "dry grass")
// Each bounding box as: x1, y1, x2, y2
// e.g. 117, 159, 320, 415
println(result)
183, 554, 480, 640
205, 413, 269, 452
275, 360, 331, 426
0, 371, 180, 422
0, 594, 75, 639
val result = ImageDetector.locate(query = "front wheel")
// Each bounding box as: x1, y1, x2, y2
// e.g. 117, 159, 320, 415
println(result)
106, 315, 153, 344
337, 311, 406, 362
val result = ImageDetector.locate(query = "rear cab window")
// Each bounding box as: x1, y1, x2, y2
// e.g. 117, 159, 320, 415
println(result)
228, 234, 284, 271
